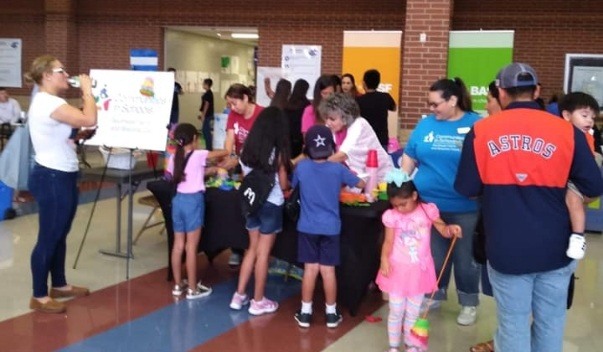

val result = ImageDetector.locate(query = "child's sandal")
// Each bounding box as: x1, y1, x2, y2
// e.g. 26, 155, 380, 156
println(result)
469, 340, 494, 352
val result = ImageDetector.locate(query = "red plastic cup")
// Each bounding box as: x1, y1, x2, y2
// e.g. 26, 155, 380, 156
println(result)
146, 151, 159, 168
366, 149, 378, 168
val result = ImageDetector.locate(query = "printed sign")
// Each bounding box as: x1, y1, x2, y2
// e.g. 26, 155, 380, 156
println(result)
447, 31, 514, 115
0, 38, 22, 87
85, 69, 174, 151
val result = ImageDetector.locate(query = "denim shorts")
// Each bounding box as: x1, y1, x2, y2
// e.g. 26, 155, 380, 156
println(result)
297, 232, 340, 266
245, 201, 283, 235
172, 192, 205, 233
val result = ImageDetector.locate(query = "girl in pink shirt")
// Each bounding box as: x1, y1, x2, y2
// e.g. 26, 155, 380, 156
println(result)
376, 170, 462, 352
300, 75, 348, 149
167, 123, 226, 300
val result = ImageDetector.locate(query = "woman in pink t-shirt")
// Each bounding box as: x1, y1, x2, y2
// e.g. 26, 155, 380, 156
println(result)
220, 84, 264, 171
167, 123, 227, 300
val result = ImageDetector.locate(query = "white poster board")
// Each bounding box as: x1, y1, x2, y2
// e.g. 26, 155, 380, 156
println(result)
281, 45, 322, 99
212, 113, 228, 150
0, 39, 22, 87
85, 70, 174, 151
256, 66, 283, 107
564, 54, 603, 109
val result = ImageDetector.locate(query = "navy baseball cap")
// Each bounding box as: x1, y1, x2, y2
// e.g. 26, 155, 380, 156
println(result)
305, 125, 335, 159
496, 63, 538, 89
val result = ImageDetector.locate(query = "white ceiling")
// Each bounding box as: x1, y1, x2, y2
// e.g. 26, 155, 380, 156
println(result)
167, 26, 258, 45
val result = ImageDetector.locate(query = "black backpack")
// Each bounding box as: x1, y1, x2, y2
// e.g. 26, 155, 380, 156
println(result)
238, 169, 275, 217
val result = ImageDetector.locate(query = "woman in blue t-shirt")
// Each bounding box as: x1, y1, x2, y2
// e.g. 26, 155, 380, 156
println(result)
400, 77, 482, 326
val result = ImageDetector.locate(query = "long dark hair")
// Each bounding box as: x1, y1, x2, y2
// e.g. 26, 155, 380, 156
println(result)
269, 79, 292, 110
429, 77, 473, 113
387, 179, 420, 201
240, 106, 292, 174
312, 75, 336, 123
172, 123, 197, 184
342, 73, 359, 97
488, 80, 502, 108
286, 79, 310, 111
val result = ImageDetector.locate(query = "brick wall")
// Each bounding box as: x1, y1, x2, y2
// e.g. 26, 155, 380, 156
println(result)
1, 0, 602, 128
452, 0, 603, 101
400, 0, 452, 129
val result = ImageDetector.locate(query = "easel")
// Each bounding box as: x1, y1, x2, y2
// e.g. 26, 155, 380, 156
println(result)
74, 148, 150, 279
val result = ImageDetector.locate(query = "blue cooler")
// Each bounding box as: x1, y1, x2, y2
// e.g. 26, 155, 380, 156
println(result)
0, 181, 13, 221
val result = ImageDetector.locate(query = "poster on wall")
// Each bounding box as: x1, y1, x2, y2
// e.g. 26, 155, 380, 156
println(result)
85, 69, 174, 151
0, 38, 22, 87
281, 45, 321, 99
256, 66, 283, 107
342, 31, 402, 138
130, 48, 158, 71
564, 54, 603, 109
447, 31, 514, 115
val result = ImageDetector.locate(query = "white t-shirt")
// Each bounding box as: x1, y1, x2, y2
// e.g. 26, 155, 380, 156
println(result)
0, 97, 22, 124
338, 117, 394, 181
28, 92, 78, 172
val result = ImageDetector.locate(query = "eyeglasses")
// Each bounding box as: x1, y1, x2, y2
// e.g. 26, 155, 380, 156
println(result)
427, 100, 447, 109
51, 67, 67, 74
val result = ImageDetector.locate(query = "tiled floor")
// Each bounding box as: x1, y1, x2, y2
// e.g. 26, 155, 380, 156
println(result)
1, 150, 602, 351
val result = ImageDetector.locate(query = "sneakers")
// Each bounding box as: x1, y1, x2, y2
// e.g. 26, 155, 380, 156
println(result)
294, 310, 312, 328
457, 306, 477, 326
172, 280, 188, 296
229, 292, 250, 310
186, 283, 212, 300
326, 310, 343, 328
228, 252, 242, 266
248, 298, 279, 315
567, 233, 586, 260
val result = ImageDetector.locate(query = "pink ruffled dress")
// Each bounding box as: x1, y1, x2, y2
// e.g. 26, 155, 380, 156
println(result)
376, 203, 439, 297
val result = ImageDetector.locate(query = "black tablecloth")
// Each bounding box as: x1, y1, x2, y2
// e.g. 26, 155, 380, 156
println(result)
148, 185, 388, 315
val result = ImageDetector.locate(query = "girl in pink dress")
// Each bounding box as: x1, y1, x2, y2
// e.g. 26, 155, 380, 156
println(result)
376, 169, 462, 352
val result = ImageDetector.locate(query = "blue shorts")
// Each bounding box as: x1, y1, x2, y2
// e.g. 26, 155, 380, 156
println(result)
297, 232, 340, 266
172, 192, 205, 233
245, 202, 283, 235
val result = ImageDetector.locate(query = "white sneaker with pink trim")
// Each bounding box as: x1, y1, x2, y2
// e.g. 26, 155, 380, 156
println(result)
248, 297, 279, 315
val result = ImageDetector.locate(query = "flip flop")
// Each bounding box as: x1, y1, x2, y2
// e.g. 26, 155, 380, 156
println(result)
470, 340, 494, 352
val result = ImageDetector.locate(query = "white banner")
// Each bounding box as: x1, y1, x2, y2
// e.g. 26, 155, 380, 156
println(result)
85, 70, 173, 151
0, 39, 22, 87
282, 45, 321, 98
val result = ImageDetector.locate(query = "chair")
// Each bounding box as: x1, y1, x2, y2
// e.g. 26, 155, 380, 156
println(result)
133, 194, 165, 244
0, 123, 13, 151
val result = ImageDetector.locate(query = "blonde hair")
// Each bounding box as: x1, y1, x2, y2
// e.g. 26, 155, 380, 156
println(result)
23, 54, 57, 85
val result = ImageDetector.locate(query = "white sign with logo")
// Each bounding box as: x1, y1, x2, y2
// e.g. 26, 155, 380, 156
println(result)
85, 69, 174, 151
281, 45, 322, 99
0, 38, 22, 87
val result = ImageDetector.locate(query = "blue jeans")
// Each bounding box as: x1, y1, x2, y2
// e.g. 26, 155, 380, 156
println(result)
28, 164, 79, 298
202, 116, 213, 151
488, 261, 576, 352
430, 211, 480, 306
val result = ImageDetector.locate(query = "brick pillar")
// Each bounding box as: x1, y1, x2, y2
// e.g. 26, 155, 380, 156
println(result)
44, 0, 78, 75
400, 0, 453, 130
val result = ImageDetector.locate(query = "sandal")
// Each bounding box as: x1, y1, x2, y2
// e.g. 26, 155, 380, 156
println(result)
470, 340, 494, 352
469, 340, 494, 352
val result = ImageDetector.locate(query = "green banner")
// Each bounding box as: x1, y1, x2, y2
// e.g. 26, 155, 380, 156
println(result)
447, 31, 514, 115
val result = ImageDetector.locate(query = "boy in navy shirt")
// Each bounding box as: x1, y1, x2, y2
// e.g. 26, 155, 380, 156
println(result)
292, 125, 365, 328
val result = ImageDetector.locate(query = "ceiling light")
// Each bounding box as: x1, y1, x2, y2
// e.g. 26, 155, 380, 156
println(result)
231, 33, 258, 39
